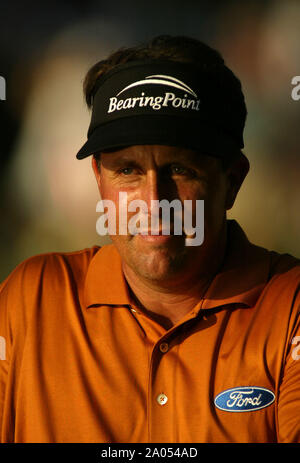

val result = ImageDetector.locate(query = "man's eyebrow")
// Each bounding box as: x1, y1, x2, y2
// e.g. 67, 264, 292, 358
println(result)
108, 156, 133, 163
161, 151, 214, 168
102, 150, 216, 170
103, 156, 142, 169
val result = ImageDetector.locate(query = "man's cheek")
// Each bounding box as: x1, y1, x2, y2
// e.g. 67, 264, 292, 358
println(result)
183, 200, 204, 246
109, 234, 131, 253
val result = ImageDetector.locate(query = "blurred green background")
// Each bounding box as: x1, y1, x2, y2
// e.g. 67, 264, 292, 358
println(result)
0, 0, 299, 281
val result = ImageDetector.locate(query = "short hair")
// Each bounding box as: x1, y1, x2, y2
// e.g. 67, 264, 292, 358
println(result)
85, 35, 247, 170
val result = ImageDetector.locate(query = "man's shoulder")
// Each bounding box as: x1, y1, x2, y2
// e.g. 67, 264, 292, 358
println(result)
266, 249, 300, 287
0, 245, 101, 296
263, 250, 300, 300
268, 249, 300, 277
226, 220, 300, 298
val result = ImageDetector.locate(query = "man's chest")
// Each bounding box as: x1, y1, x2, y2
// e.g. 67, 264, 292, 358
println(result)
10, 302, 284, 442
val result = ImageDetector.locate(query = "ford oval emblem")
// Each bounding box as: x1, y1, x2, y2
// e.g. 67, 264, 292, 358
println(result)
214, 386, 275, 412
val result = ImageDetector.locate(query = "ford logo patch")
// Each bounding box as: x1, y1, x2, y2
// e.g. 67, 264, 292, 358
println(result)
214, 386, 275, 412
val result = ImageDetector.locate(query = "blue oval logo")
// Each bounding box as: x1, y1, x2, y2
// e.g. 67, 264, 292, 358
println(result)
214, 386, 275, 412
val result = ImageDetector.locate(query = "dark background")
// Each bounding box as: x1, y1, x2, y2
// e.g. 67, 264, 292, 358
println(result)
0, 0, 299, 280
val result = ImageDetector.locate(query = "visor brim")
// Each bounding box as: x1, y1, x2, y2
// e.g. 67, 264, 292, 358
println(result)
76, 115, 242, 160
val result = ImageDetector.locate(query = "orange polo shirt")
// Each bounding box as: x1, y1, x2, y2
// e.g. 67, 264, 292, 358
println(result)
0, 220, 300, 443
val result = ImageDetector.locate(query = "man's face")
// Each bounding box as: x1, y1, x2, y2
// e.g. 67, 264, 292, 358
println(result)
92, 145, 242, 284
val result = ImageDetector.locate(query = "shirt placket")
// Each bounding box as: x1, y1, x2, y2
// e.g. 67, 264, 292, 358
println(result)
146, 312, 200, 443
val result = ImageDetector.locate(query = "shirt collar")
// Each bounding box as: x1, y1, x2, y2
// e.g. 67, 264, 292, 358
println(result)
200, 220, 271, 310
83, 244, 131, 307
83, 220, 272, 310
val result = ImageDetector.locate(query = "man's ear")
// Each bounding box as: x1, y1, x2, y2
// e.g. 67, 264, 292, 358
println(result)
225, 153, 250, 210
92, 156, 101, 192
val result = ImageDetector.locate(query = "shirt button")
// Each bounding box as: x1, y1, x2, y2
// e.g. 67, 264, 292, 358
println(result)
159, 342, 169, 353
157, 393, 168, 406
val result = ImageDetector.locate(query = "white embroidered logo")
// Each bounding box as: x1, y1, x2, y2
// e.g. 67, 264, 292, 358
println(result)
226, 390, 262, 408
107, 74, 200, 113
116, 74, 198, 98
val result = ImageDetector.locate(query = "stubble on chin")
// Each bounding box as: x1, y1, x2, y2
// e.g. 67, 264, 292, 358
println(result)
118, 235, 192, 282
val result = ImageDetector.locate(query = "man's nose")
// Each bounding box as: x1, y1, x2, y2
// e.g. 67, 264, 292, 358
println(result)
141, 169, 164, 207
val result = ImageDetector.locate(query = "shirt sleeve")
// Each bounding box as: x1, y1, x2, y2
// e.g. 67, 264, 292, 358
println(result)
0, 258, 38, 442
277, 286, 300, 442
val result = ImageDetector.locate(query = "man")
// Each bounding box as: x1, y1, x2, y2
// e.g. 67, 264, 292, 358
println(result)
0, 35, 299, 443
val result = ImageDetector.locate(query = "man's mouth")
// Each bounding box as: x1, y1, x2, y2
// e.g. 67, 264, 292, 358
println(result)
135, 233, 174, 243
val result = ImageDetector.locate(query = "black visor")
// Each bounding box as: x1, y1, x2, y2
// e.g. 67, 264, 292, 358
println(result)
76, 59, 245, 159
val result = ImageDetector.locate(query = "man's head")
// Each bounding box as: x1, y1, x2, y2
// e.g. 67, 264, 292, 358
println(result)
78, 34, 247, 163
77, 35, 249, 285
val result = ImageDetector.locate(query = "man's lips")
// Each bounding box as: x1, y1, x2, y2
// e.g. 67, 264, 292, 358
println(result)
131, 228, 186, 243
135, 234, 173, 243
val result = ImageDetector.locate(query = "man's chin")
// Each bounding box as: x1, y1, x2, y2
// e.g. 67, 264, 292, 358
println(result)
129, 260, 179, 282
127, 239, 191, 282
111, 233, 195, 281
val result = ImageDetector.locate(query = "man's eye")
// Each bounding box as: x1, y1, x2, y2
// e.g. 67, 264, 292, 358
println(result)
119, 167, 134, 175
172, 165, 185, 174
171, 165, 189, 176
169, 164, 197, 179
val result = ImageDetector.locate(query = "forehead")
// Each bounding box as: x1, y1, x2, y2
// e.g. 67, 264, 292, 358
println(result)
100, 144, 219, 168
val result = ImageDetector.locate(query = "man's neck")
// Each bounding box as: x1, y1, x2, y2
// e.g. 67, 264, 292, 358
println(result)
125, 273, 213, 329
